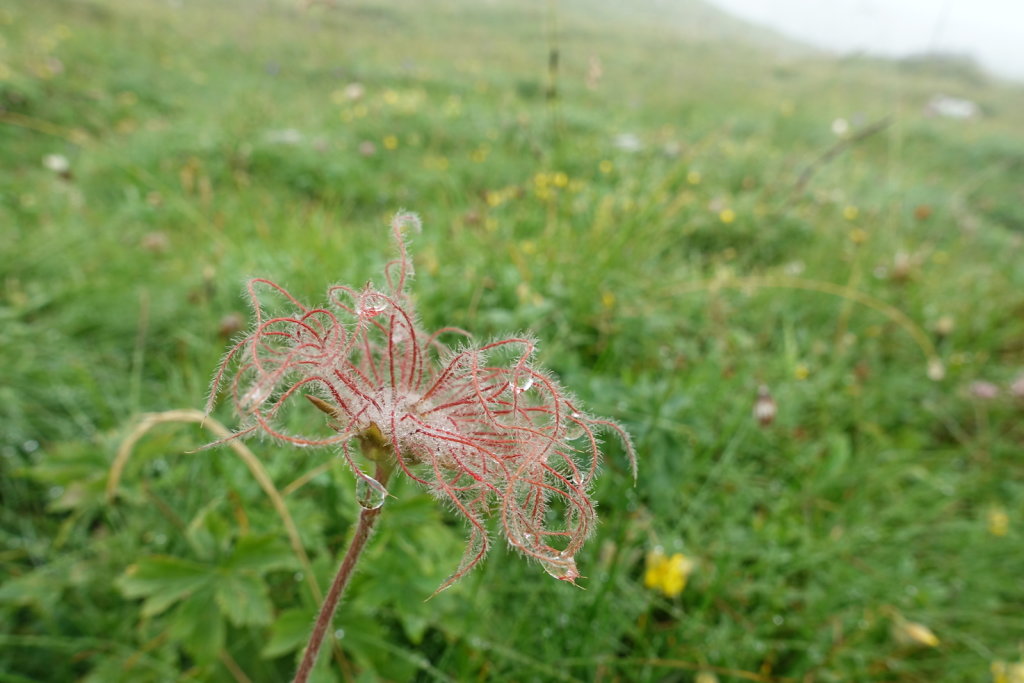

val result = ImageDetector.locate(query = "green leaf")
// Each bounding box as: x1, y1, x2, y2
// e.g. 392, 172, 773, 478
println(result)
185, 501, 231, 561
116, 556, 213, 618
169, 586, 225, 664
341, 612, 417, 681
224, 534, 298, 573
24, 440, 113, 512
398, 613, 429, 645
215, 571, 274, 627
261, 607, 315, 659
0, 561, 69, 613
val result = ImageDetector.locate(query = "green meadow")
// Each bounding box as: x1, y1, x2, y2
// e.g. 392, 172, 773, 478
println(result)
2, 0, 1023, 680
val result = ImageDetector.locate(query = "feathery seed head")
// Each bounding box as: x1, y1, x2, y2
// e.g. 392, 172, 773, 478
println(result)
206, 212, 636, 590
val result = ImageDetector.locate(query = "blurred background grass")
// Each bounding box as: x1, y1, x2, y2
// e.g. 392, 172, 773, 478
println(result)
2, 0, 1023, 681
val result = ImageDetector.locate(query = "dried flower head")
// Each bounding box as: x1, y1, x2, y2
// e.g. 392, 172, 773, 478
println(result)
206, 212, 636, 590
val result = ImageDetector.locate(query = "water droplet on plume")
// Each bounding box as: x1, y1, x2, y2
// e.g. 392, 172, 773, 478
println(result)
359, 302, 387, 317
355, 475, 387, 510
541, 552, 579, 582
509, 377, 534, 394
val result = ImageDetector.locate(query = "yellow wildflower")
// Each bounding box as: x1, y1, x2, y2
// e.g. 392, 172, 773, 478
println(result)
988, 506, 1009, 537
383, 135, 398, 150
848, 228, 868, 245
599, 160, 613, 174
443, 95, 462, 117
687, 170, 702, 185
992, 660, 1024, 683
644, 549, 694, 598
422, 155, 449, 171
843, 205, 859, 220
719, 209, 736, 224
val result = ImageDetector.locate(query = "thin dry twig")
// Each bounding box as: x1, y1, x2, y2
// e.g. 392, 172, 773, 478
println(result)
106, 409, 320, 599
218, 650, 254, 683
106, 409, 352, 677
793, 115, 893, 194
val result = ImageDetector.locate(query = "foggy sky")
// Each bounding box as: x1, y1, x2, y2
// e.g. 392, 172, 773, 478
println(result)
706, 0, 1024, 80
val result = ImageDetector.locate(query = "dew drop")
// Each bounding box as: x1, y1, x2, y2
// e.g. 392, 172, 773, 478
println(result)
772, 614, 784, 626
22, 440, 39, 453
355, 474, 387, 510
564, 420, 585, 441
540, 551, 579, 582
334, 628, 345, 639
358, 302, 387, 317
509, 377, 534, 394
357, 291, 389, 318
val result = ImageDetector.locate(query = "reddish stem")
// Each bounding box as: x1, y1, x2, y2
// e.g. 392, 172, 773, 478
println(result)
292, 467, 388, 683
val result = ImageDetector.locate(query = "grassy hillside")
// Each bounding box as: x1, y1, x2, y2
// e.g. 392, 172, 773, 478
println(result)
2, 0, 1023, 680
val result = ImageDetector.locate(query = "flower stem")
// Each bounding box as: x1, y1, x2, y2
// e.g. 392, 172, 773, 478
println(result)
292, 464, 390, 683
